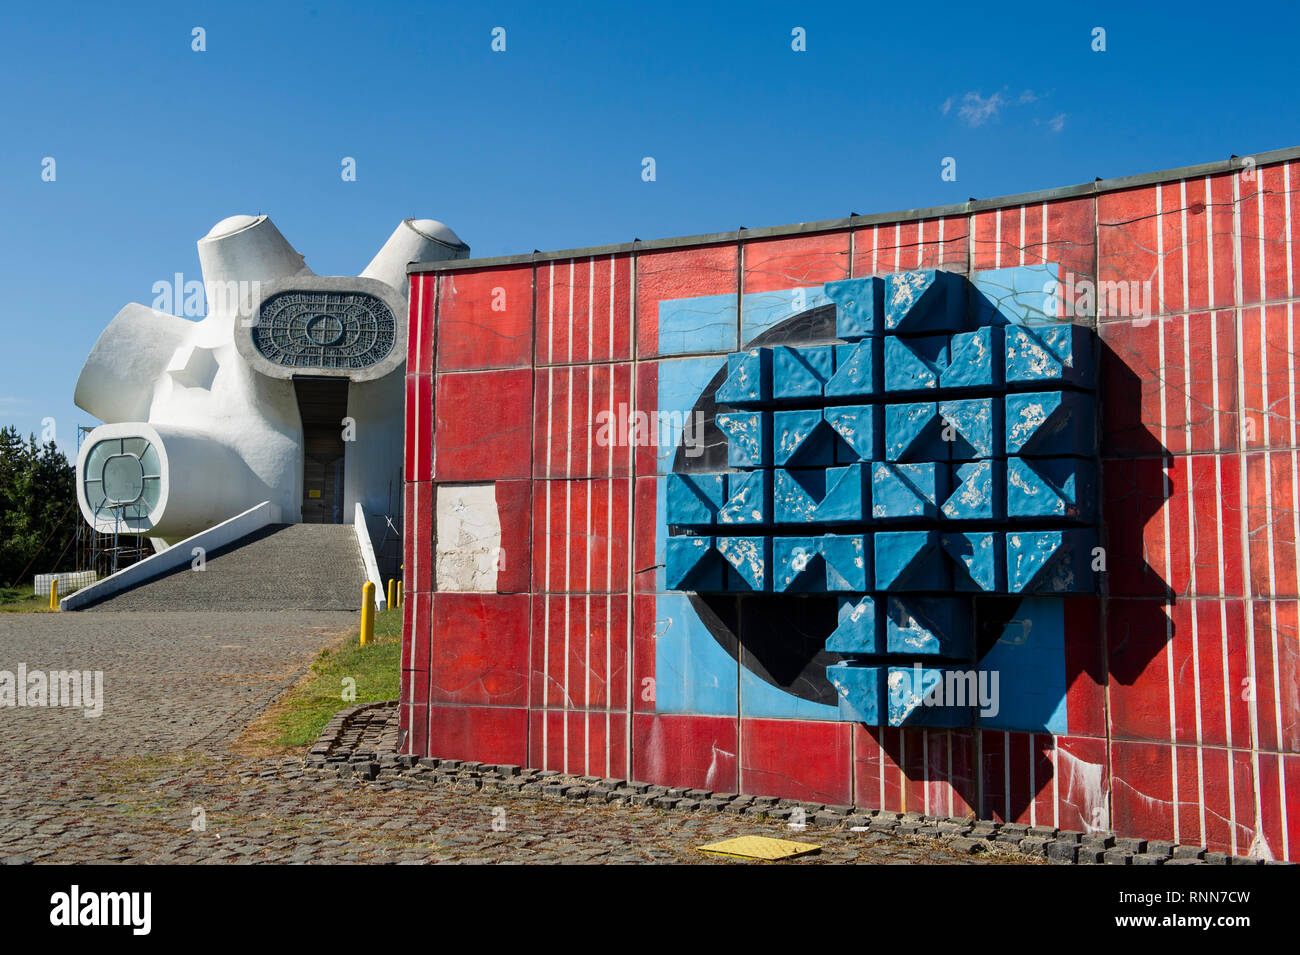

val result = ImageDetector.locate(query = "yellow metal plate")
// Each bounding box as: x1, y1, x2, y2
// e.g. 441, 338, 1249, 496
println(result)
697, 835, 821, 860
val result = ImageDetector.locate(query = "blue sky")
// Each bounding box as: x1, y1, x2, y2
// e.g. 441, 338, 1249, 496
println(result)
1, 0, 1296, 458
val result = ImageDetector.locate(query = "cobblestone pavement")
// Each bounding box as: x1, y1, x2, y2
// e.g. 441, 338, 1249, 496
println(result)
0, 612, 1017, 864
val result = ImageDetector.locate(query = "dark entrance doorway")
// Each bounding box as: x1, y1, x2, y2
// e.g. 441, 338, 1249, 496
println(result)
294, 377, 349, 524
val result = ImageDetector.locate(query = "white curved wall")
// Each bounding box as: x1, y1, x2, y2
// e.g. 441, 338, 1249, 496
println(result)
74, 215, 468, 546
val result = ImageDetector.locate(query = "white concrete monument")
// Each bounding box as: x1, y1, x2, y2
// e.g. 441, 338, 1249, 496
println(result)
73, 215, 467, 548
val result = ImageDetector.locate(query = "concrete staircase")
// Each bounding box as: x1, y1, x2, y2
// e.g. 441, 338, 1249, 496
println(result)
83, 524, 366, 612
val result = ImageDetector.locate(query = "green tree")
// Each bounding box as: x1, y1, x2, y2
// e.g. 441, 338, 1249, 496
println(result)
0, 425, 76, 585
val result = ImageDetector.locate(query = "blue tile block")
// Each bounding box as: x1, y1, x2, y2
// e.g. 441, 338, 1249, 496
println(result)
773, 537, 822, 592
826, 596, 881, 653
821, 534, 869, 590
871, 462, 944, 520
1005, 323, 1095, 388
818, 464, 868, 522
1006, 529, 1096, 594
824, 276, 884, 339
939, 397, 997, 460
884, 334, 948, 392
884, 596, 973, 658
774, 535, 868, 592
824, 404, 879, 463
1006, 457, 1096, 522
887, 665, 972, 727
665, 472, 726, 526
942, 326, 1000, 389
772, 465, 867, 524
718, 469, 771, 526
773, 469, 819, 523
773, 345, 834, 400
717, 411, 771, 467
942, 460, 1004, 521
884, 269, 967, 333
826, 340, 879, 398
716, 348, 771, 406
715, 536, 770, 591
827, 663, 886, 724
884, 402, 949, 462
874, 530, 949, 591
773, 409, 832, 466
941, 532, 1005, 592
665, 536, 721, 591
1004, 391, 1094, 456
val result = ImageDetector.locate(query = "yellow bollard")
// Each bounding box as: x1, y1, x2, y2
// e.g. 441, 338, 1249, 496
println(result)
360, 581, 375, 645
387, 578, 397, 611
396, 580, 403, 608
49, 578, 58, 612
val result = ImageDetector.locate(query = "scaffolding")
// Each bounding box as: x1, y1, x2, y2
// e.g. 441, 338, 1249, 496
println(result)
73, 424, 152, 578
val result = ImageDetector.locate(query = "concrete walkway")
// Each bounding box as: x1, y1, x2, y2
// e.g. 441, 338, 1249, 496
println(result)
82, 524, 365, 611
0, 611, 1013, 864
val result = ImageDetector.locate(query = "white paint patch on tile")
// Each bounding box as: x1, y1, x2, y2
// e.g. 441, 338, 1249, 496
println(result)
435, 484, 502, 592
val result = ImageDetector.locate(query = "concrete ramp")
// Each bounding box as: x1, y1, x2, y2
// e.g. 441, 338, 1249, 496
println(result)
81, 524, 366, 612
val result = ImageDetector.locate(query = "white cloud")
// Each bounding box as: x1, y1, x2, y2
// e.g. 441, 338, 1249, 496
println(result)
956, 91, 1005, 127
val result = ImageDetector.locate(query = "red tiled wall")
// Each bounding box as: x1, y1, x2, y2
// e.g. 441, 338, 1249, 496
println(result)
402, 159, 1300, 860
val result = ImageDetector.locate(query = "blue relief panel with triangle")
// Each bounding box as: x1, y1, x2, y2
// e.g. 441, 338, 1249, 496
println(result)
1005, 391, 1095, 457
887, 665, 973, 727
942, 531, 1005, 593
774, 465, 868, 524
826, 596, 881, 653
826, 340, 880, 398
885, 597, 973, 658
884, 334, 948, 393
665, 536, 722, 591
871, 462, 944, 520
1006, 457, 1096, 522
884, 270, 968, 333
942, 326, 1000, 389
824, 276, 884, 340
938, 397, 998, 459
1005, 323, 1095, 388
666, 473, 726, 526
717, 469, 771, 526
716, 348, 772, 406
715, 536, 769, 591
773, 409, 832, 466
824, 404, 879, 463
885, 402, 950, 462
942, 460, 1004, 521
663, 265, 1100, 729
827, 663, 885, 724
773, 345, 835, 400
774, 535, 869, 592
716, 411, 770, 467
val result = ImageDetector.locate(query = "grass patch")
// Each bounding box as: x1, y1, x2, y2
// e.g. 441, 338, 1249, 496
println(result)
231, 606, 401, 757
0, 584, 53, 613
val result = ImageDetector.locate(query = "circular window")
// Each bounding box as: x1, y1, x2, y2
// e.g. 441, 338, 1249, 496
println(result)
83, 436, 161, 524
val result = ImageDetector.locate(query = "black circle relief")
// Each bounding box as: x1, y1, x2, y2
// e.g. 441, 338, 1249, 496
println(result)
254, 291, 395, 370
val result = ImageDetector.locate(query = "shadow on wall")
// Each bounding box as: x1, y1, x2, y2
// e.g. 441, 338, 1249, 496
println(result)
668, 298, 1172, 823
